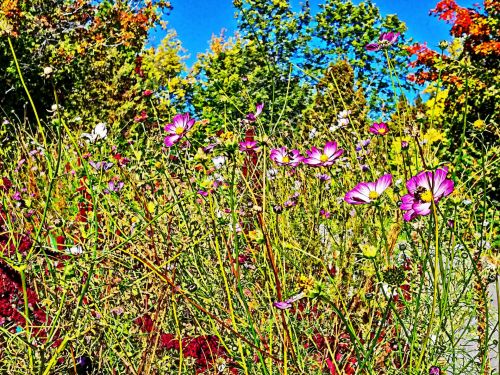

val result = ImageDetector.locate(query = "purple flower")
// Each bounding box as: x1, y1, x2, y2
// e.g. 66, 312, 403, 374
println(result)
320, 209, 331, 219
197, 190, 208, 197
369, 122, 389, 136
273, 301, 292, 310
429, 366, 441, 375
344, 174, 393, 205
401, 141, 409, 150
239, 140, 258, 152
89, 161, 114, 171
316, 174, 331, 182
270, 147, 303, 167
366, 32, 400, 51
104, 180, 124, 194
12, 191, 22, 201
246, 103, 264, 122
400, 167, 454, 221
273, 292, 306, 310
164, 113, 195, 147
303, 141, 344, 167
356, 139, 371, 151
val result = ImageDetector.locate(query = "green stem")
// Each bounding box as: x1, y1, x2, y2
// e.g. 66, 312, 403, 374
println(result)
416, 201, 440, 370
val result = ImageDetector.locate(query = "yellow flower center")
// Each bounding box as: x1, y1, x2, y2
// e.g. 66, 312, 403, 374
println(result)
175, 126, 184, 135
378, 128, 387, 134
282, 156, 290, 163
368, 191, 379, 200
420, 190, 433, 202
319, 154, 329, 162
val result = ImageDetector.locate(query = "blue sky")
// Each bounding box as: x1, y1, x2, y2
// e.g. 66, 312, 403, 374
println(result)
151, 0, 476, 67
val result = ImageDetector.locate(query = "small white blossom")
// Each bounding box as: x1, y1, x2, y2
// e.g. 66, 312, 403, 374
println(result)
66, 245, 83, 255
82, 123, 108, 143
212, 156, 226, 169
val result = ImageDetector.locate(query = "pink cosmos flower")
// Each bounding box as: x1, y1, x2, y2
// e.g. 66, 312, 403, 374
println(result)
344, 174, 393, 204
400, 167, 454, 221
369, 122, 389, 136
303, 141, 344, 167
239, 140, 258, 152
164, 113, 195, 147
270, 146, 303, 167
366, 32, 400, 51
246, 103, 264, 122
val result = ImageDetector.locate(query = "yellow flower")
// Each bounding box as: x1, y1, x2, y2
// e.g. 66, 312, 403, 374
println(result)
298, 275, 315, 293
423, 128, 444, 144
360, 244, 377, 258
473, 119, 485, 130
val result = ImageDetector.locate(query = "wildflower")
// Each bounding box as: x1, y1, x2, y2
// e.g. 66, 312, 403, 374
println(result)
473, 119, 485, 130
212, 156, 226, 169
104, 180, 124, 194
81, 123, 107, 143
338, 109, 351, 119
316, 174, 331, 182
355, 139, 371, 151
164, 113, 195, 147
320, 209, 331, 219
246, 103, 264, 122
89, 161, 113, 171
369, 122, 389, 136
43, 66, 53, 77
399, 167, 454, 221
134, 110, 148, 122
270, 147, 303, 167
273, 292, 306, 310
360, 244, 377, 258
366, 32, 400, 51
197, 190, 208, 197
66, 245, 83, 255
344, 174, 392, 205
142, 89, 153, 97
401, 140, 409, 150
267, 168, 278, 180
429, 366, 441, 375
303, 141, 344, 167
308, 127, 317, 139
239, 140, 258, 152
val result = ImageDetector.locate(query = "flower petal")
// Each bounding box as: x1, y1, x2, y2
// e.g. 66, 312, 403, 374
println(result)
375, 174, 392, 194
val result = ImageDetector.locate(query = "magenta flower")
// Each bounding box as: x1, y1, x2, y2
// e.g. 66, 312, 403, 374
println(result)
366, 32, 400, 51
239, 140, 258, 152
400, 167, 454, 221
344, 174, 393, 204
164, 113, 195, 147
270, 147, 303, 167
429, 366, 441, 375
246, 103, 264, 122
369, 122, 389, 136
303, 141, 344, 167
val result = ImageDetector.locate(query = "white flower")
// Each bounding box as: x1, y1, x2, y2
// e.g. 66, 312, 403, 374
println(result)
82, 123, 108, 143
462, 199, 472, 205
66, 245, 83, 255
337, 118, 349, 127
43, 66, 53, 76
212, 156, 226, 169
338, 109, 351, 119
267, 168, 278, 180
308, 127, 317, 139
